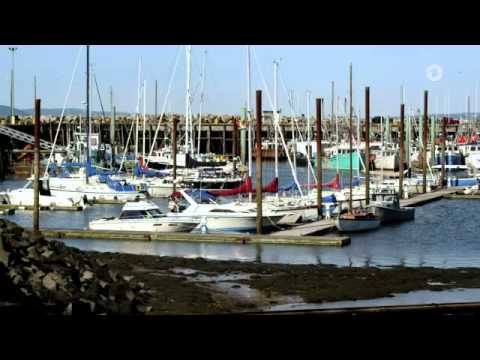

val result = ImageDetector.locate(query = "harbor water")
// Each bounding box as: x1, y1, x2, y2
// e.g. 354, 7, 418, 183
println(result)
1, 162, 479, 269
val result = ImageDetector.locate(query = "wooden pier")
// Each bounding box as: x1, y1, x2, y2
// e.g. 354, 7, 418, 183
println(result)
0, 204, 83, 211
35, 228, 350, 247
400, 188, 458, 207
270, 219, 336, 237
443, 193, 480, 200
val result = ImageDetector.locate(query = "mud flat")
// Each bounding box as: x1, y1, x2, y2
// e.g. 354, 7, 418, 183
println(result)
81, 252, 480, 315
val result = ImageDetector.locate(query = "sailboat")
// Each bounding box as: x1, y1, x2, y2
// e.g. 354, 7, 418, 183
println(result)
335, 64, 380, 233
44, 46, 146, 203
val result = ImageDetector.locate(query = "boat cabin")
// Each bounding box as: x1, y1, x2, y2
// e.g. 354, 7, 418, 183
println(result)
118, 201, 164, 219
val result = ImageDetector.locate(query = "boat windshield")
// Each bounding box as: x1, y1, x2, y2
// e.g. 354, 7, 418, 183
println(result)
119, 208, 164, 219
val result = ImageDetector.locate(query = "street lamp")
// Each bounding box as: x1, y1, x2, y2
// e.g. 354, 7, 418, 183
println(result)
8, 47, 18, 124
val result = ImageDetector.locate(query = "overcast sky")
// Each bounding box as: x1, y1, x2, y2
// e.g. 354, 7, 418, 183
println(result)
1, 45, 479, 117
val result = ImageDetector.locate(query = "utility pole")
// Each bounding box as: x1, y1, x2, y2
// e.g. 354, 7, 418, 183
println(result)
9, 47, 18, 125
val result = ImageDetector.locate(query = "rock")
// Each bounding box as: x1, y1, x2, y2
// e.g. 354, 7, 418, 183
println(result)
126, 290, 135, 301
42, 273, 58, 291
41, 250, 54, 259
123, 275, 134, 282
136, 305, 152, 313
80, 270, 94, 282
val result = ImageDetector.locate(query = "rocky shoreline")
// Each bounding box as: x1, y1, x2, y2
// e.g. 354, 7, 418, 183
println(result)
3, 219, 480, 315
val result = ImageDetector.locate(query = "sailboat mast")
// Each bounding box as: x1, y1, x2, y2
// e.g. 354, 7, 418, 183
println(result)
86, 45, 90, 184
247, 46, 253, 202
349, 63, 353, 212
185, 45, 192, 154
335, 90, 339, 175
143, 80, 147, 161
273, 60, 279, 182
197, 50, 207, 156
135, 58, 141, 162
306, 90, 311, 191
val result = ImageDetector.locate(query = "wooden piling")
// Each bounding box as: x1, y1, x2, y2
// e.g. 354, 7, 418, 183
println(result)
365, 87, 370, 205
316, 98, 322, 219
423, 90, 428, 194
399, 103, 405, 199
440, 116, 446, 187
256, 90, 263, 235
172, 117, 178, 193
33, 99, 41, 235
232, 118, 238, 157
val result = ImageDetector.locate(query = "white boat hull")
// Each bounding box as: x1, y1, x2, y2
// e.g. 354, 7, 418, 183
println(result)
50, 186, 144, 202
0, 188, 85, 209
88, 218, 198, 233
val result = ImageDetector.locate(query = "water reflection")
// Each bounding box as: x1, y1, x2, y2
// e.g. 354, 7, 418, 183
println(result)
2, 174, 480, 269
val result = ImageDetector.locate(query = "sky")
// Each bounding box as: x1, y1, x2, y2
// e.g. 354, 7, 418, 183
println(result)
1, 45, 479, 117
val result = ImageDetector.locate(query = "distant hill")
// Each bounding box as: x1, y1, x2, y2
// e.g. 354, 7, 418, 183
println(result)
0, 105, 28, 117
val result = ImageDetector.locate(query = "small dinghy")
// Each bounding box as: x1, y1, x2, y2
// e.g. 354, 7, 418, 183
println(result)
89, 200, 199, 233
371, 190, 415, 224
335, 209, 381, 233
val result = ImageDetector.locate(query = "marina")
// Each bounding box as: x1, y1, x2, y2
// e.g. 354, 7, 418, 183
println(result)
2, 44, 480, 316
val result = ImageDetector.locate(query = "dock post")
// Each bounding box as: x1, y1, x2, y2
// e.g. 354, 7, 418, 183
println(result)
233, 117, 238, 157
111, 105, 116, 168
172, 117, 178, 192
33, 99, 41, 235
365, 87, 370, 205
423, 90, 428, 194
240, 107, 247, 165
316, 98, 323, 219
440, 116, 446, 188
399, 102, 405, 199
256, 90, 263, 235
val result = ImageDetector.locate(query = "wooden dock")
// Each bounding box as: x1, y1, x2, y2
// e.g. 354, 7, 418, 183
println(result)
35, 228, 350, 247
270, 219, 336, 237
443, 193, 480, 200
0, 204, 84, 211
400, 188, 458, 207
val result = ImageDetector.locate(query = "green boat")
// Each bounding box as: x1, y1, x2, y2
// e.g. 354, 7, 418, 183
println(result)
312, 150, 362, 171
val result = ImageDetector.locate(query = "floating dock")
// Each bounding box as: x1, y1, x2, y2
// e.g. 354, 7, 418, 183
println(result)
400, 188, 458, 207
0, 204, 83, 211
270, 219, 336, 237
34, 228, 350, 247
443, 193, 480, 200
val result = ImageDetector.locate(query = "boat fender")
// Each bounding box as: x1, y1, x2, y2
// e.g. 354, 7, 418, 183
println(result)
200, 217, 208, 234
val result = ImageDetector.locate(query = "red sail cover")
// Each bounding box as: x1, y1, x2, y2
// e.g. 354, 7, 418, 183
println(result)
304, 173, 341, 190
208, 176, 279, 196
253, 177, 279, 193
207, 176, 253, 196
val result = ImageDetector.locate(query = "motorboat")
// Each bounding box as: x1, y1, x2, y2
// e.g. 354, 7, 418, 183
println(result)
0, 180, 86, 210
166, 190, 287, 233
88, 200, 199, 232
335, 208, 381, 232
370, 190, 415, 224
